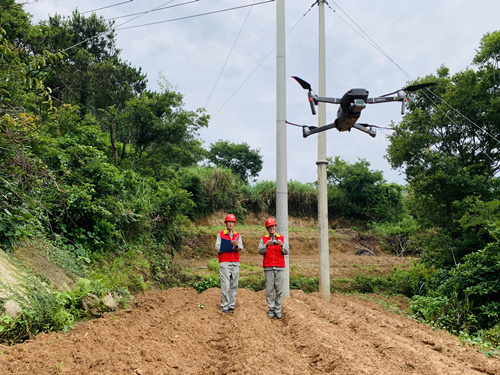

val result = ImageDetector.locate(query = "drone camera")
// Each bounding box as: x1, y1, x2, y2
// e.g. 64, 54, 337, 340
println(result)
349, 98, 366, 113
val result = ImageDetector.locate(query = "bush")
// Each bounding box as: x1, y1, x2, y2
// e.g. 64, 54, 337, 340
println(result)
288, 180, 317, 217
178, 166, 243, 219
411, 241, 500, 334
372, 215, 422, 256
290, 275, 319, 293
385, 261, 437, 297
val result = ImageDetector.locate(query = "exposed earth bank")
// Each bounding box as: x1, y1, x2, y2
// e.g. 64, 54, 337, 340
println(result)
1, 287, 499, 374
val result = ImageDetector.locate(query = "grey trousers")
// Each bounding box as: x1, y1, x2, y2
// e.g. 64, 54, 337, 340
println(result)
264, 268, 285, 313
219, 262, 239, 309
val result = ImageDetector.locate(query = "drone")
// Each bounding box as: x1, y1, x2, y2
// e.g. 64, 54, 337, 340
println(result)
291, 76, 435, 138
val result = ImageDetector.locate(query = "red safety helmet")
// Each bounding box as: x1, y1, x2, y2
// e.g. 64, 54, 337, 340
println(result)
265, 218, 277, 228
224, 214, 236, 223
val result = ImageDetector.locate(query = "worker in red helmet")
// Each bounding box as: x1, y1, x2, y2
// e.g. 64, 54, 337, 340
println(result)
258, 217, 289, 319
215, 214, 243, 313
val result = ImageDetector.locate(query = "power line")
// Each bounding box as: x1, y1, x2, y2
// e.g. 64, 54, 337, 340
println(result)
82, 0, 134, 15
211, 4, 312, 119
205, 0, 256, 109
107, 0, 199, 21
326, 1, 500, 160
115, 0, 275, 31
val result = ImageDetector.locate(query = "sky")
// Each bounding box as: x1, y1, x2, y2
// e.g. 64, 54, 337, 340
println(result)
22, 0, 500, 185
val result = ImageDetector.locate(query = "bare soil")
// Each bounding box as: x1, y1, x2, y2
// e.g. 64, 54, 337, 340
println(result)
1, 216, 499, 374
1, 288, 499, 374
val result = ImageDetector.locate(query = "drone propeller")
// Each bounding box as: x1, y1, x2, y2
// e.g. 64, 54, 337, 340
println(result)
291, 76, 316, 115
378, 82, 436, 115
379, 82, 436, 97
291, 76, 312, 91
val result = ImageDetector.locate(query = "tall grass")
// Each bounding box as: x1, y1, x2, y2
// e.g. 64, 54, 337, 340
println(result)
178, 168, 319, 220
288, 180, 317, 217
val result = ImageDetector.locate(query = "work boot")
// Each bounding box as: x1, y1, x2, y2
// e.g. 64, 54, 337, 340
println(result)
268, 311, 275, 319
275, 311, 282, 319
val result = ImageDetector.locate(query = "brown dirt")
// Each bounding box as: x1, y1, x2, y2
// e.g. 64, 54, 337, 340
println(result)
1, 288, 499, 374
1, 216, 499, 374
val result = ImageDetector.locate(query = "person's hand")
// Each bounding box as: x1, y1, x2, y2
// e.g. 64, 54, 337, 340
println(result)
275, 240, 283, 246
230, 240, 238, 246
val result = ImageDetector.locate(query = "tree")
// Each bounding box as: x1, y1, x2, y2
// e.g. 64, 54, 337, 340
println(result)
119, 88, 209, 177
26, 11, 147, 116
207, 140, 263, 183
326, 157, 403, 223
386, 31, 500, 266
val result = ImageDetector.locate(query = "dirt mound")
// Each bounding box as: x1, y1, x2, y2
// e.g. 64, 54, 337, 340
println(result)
1, 288, 498, 374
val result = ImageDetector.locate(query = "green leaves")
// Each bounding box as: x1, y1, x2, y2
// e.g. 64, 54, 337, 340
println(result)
207, 140, 263, 183
326, 157, 404, 224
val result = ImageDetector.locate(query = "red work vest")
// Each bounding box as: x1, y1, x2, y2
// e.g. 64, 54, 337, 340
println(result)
218, 230, 240, 263
262, 234, 285, 268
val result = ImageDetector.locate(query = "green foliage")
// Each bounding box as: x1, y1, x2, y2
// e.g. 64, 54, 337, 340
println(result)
207, 258, 219, 273
0, 275, 74, 343
480, 323, 500, 347
288, 180, 317, 217
327, 157, 404, 224
191, 275, 220, 293
411, 241, 500, 335
178, 166, 243, 219
371, 214, 421, 256
239, 274, 265, 292
386, 31, 500, 270
119, 89, 208, 175
90, 247, 151, 294
207, 139, 263, 183
385, 261, 437, 297
290, 275, 319, 293
250, 180, 276, 214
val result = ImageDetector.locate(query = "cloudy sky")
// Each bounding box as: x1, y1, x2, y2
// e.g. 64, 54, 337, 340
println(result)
23, 0, 500, 185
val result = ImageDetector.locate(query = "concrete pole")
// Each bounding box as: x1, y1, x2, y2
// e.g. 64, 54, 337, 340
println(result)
276, 0, 289, 297
317, 0, 330, 301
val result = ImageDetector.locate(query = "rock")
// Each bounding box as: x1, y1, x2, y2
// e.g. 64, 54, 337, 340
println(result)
82, 293, 102, 317
3, 300, 22, 318
102, 292, 120, 310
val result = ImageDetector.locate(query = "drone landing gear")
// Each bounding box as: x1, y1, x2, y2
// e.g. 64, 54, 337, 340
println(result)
302, 122, 376, 138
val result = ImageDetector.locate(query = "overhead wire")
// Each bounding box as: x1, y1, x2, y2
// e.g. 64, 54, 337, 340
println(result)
115, 0, 275, 31
204, 0, 256, 109
326, 0, 500, 157
106, 0, 199, 21
81, 0, 134, 15
58, 1, 271, 55
59, 0, 178, 54
211, 3, 314, 119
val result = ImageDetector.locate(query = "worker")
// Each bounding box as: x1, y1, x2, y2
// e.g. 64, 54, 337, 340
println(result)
258, 218, 289, 319
215, 214, 243, 313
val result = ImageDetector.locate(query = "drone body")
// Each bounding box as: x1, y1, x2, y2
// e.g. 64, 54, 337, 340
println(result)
291, 76, 434, 138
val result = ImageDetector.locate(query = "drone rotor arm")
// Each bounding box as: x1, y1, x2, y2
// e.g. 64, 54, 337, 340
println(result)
302, 121, 338, 138
352, 123, 376, 138
366, 96, 404, 104
315, 96, 342, 104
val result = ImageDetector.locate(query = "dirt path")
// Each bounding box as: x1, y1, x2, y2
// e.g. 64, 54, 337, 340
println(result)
1, 288, 499, 374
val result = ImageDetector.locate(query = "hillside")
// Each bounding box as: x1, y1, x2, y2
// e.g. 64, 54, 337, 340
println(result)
1, 288, 499, 374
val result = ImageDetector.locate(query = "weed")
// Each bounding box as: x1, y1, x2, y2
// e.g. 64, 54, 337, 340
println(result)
207, 258, 219, 273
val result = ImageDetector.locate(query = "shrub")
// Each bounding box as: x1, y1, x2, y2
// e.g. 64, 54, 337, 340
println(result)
178, 166, 243, 219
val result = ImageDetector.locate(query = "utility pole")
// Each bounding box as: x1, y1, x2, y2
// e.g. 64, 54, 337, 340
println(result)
276, 0, 289, 297
317, 0, 330, 301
